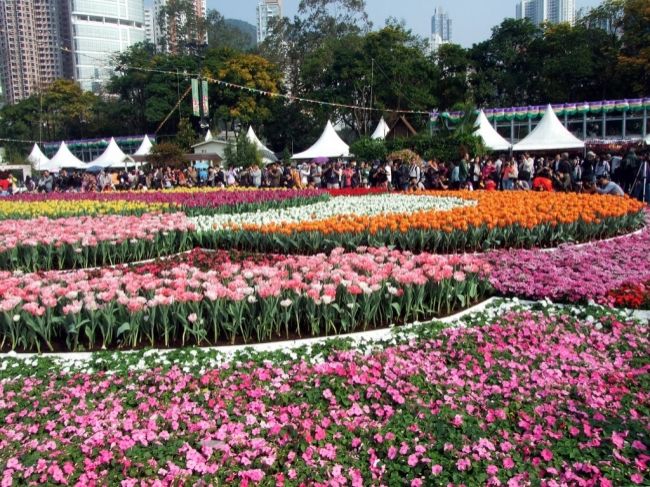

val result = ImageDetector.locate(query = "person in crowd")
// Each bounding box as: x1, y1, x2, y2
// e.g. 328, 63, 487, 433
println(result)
532, 168, 554, 192
594, 154, 610, 179
594, 174, 625, 196
0, 172, 12, 195
37, 170, 54, 193
471, 156, 482, 189
556, 153, 573, 191
250, 164, 262, 188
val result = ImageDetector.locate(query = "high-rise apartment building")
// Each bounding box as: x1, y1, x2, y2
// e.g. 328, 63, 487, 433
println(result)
153, 0, 207, 53
430, 7, 452, 52
144, 8, 156, 45
69, 0, 145, 93
256, 0, 282, 44
0, 0, 70, 104
515, 0, 575, 26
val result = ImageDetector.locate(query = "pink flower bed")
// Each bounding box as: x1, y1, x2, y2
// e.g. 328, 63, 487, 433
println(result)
0, 307, 647, 485
9, 188, 324, 210
0, 248, 490, 351
0, 213, 194, 252
487, 220, 650, 304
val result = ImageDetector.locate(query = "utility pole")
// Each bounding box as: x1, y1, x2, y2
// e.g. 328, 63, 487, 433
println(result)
369, 58, 375, 135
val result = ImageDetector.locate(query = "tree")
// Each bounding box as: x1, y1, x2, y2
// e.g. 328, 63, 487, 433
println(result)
469, 19, 541, 107
260, 0, 371, 95
148, 142, 185, 168
205, 10, 255, 52
299, 24, 437, 135
349, 137, 387, 161
223, 132, 262, 169
157, 0, 207, 55
618, 0, 650, 96
175, 118, 197, 151
579, 0, 626, 37
435, 44, 472, 109
534, 23, 623, 102
208, 52, 282, 132
109, 44, 200, 133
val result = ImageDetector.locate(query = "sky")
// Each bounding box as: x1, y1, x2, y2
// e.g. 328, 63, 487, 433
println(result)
208, 0, 604, 47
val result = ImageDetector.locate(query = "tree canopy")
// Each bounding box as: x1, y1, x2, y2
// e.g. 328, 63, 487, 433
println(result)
0, 1, 648, 161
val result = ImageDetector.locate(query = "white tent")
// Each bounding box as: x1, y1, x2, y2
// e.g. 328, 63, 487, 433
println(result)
474, 110, 511, 151
371, 117, 390, 140
134, 135, 153, 156
90, 138, 128, 168
645, 133, 650, 145
292, 121, 350, 159
27, 144, 54, 171
49, 142, 87, 170
205, 130, 213, 142
513, 104, 585, 151
247, 126, 278, 163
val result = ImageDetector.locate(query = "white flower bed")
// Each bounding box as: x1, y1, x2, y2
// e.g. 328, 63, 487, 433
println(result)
191, 194, 476, 231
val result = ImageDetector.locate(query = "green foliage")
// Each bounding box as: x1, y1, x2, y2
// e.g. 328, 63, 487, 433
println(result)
224, 132, 262, 169
156, 0, 207, 55
205, 11, 256, 51
618, 0, 650, 96
175, 118, 197, 151
148, 142, 185, 169
349, 137, 387, 161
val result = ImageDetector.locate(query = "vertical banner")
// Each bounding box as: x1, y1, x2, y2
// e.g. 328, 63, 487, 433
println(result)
201, 80, 209, 117
191, 78, 200, 117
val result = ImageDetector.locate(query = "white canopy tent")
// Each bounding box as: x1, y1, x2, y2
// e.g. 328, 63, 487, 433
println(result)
513, 104, 585, 152
247, 126, 278, 164
204, 130, 213, 142
49, 142, 87, 170
134, 135, 153, 156
370, 117, 390, 140
27, 144, 54, 171
90, 138, 129, 169
474, 110, 511, 151
292, 121, 350, 159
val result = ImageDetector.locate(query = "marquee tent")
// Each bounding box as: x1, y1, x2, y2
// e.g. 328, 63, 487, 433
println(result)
513, 104, 585, 151
292, 121, 350, 159
49, 142, 87, 170
247, 126, 278, 164
474, 110, 511, 151
371, 117, 390, 140
134, 135, 153, 156
27, 144, 54, 171
90, 138, 129, 169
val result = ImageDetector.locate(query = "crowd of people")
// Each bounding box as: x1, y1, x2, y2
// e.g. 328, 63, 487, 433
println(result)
1, 149, 648, 200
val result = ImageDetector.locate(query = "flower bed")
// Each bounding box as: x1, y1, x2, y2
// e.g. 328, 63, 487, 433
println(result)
0, 248, 490, 352
605, 281, 650, 309
3, 188, 328, 219
0, 303, 647, 485
488, 217, 650, 305
190, 194, 475, 231
0, 213, 195, 272
193, 192, 645, 254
